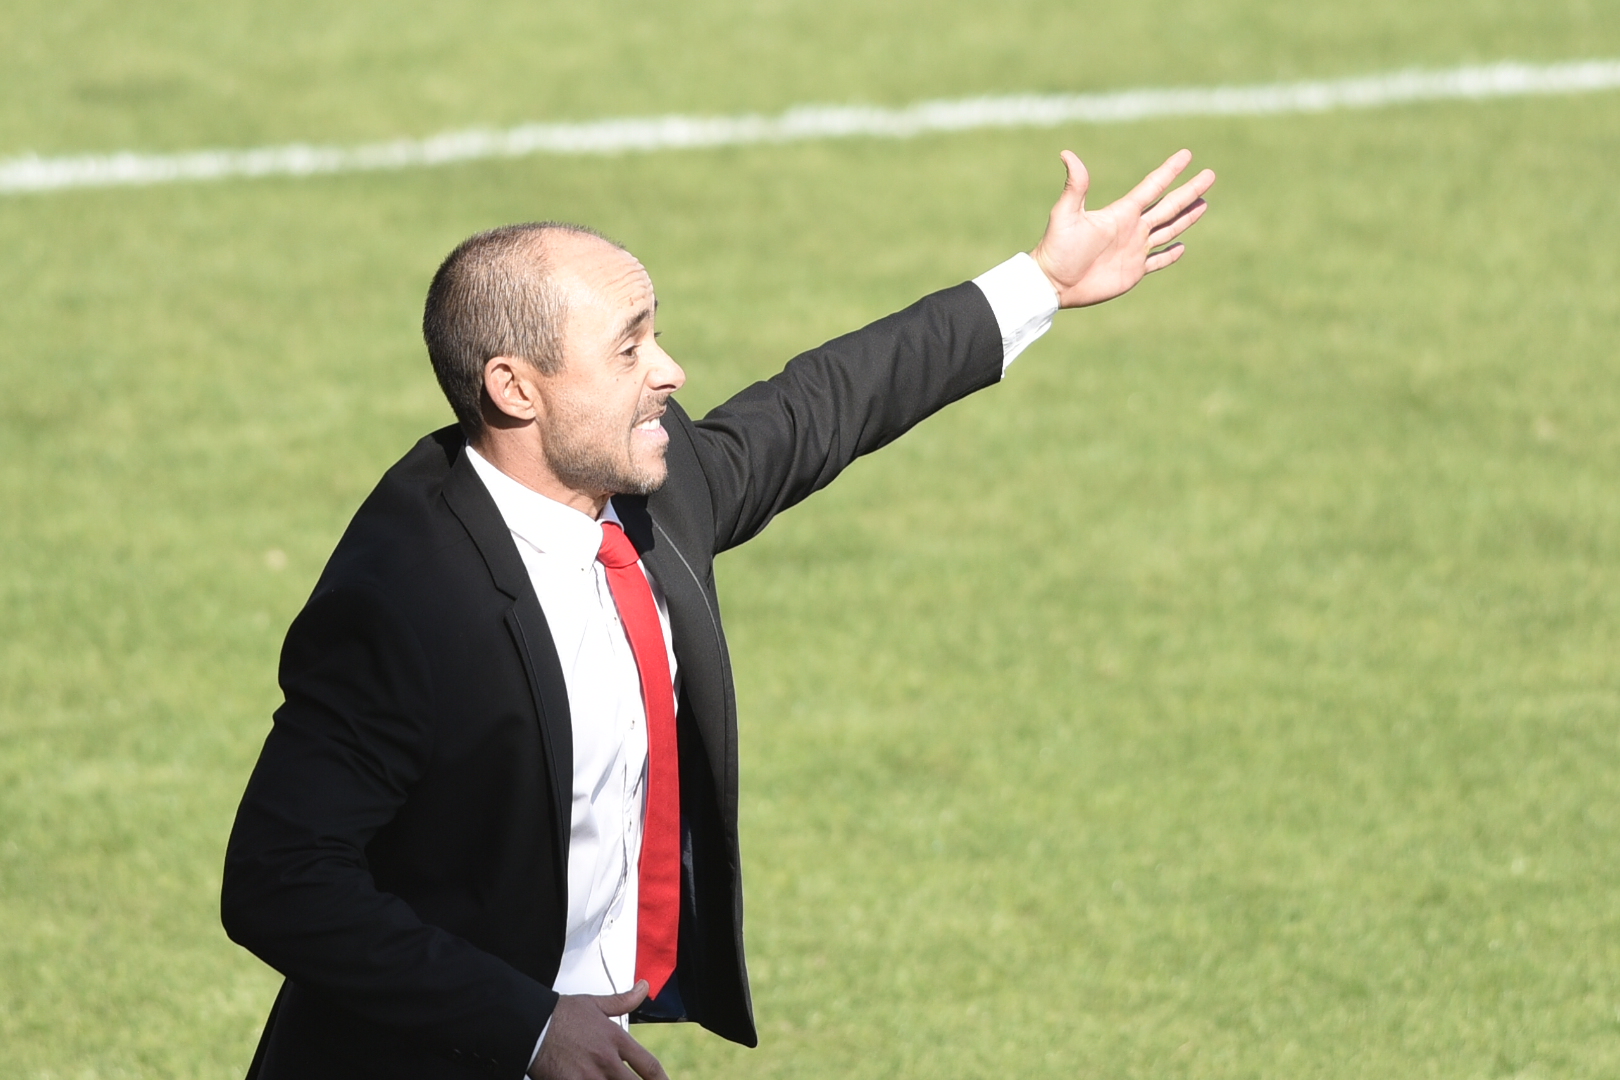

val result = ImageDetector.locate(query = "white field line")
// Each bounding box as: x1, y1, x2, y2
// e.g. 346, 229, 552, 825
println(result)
4, 59, 1619, 195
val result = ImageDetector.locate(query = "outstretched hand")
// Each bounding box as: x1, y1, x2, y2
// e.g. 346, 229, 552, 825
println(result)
1031, 149, 1215, 309
529, 981, 669, 1080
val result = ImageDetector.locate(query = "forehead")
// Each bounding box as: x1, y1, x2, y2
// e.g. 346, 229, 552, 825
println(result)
549, 233, 653, 321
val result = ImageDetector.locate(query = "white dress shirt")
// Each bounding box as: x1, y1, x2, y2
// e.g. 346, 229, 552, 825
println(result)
975, 251, 1061, 372
468, 252, 1057, 1070
466, 448, 679, 1057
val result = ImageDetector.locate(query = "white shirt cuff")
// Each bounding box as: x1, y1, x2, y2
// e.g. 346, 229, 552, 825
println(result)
972, 251, 1059, 375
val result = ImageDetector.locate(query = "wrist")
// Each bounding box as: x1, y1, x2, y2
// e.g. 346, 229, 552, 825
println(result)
1028, 247, 1065, 305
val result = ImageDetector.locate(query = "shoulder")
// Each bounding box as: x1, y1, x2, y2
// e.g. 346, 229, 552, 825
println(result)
310, 425, 493, 610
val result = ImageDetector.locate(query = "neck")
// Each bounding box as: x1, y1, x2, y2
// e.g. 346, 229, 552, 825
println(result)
470, 428, 609, 518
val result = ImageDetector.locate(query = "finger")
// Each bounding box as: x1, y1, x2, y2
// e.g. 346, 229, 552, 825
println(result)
595, 980, 651, 1017
1142, 168, 1215, 229
616, 1032, 671, 1080
1144, 242, 1187, 274
1146, 197, 1209, 247
1056, 149, 1091, 212
1121, 148, 1193, 211
1144, 168, 1216, 230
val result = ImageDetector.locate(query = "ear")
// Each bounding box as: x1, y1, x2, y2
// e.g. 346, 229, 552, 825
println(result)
481, 355, 541, 424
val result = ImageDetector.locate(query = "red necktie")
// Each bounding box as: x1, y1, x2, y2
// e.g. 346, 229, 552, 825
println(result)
597, 521, 680, 999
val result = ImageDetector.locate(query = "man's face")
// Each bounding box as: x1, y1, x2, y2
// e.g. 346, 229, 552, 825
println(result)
536, 236, 685, 498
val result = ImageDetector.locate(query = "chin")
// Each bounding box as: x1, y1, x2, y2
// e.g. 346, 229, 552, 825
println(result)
621, 471, 668, 497
613, 456, 668, 497
626, 450, 669, 494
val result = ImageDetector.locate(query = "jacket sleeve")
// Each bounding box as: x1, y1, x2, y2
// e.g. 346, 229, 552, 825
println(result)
689, 281, 1004, 554
221, 583, 555, 1079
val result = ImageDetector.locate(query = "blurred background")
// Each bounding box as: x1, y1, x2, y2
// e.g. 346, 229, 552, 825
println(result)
3, 1, 1619, 1076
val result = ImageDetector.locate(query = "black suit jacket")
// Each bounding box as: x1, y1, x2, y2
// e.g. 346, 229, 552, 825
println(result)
222, 281, 1004, 1079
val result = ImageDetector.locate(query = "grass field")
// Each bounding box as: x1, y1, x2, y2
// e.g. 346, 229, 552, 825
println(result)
3, 2, 1620, 1077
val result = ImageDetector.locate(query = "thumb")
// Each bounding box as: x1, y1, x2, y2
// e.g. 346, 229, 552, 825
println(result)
595, 980, 651, 1017
1058, 149, 1090, 213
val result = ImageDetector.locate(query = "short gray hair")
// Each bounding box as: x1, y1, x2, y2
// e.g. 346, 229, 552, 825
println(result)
421, 221, 619, 435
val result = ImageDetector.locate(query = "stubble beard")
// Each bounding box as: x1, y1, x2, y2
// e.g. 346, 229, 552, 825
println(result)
541, 392, 669, 497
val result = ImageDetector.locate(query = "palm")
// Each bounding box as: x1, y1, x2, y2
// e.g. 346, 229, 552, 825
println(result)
1032, 149, 1215, 309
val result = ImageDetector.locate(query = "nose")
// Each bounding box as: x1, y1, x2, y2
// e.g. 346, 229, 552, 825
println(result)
650, 342, 685, 394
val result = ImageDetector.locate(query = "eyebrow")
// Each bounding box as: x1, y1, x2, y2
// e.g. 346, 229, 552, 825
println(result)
614, 300, 658, 345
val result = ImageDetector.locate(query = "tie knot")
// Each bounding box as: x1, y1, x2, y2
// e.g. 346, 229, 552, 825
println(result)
597, 521, 640, 569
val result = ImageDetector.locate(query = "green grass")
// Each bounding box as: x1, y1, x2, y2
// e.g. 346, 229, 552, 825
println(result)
3, 2, 1620, 1077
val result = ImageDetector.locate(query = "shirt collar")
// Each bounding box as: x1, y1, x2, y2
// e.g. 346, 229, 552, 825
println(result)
465, 444, 622, 571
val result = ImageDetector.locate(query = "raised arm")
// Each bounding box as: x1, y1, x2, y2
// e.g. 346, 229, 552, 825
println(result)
692, 281, 1005, 553
690, 149, 1215, 552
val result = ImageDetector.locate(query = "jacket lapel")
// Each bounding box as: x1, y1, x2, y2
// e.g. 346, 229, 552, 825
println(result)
441, 444, 573, 878
613, 495, 733, 799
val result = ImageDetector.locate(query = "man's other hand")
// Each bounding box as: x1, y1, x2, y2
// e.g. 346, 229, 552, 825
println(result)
529, 981, 670, 1080
1032, 148, 1216, 309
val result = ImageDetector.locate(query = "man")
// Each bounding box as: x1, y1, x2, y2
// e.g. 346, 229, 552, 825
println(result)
222, 148, 1215, 1080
